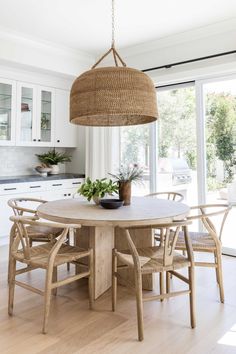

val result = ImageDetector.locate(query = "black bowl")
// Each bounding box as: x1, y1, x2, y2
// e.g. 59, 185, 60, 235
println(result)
100, 199, 124, 209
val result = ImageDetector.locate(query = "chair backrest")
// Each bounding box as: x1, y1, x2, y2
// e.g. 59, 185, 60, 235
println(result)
188, 204, 231, 241
146, 192, 184, 202
124, 220, 193, 269
9, 215, 81, 261
8, 197, 47, 216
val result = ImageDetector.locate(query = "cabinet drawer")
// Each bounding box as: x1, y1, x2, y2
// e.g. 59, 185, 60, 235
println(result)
26, 181, 47, 192
48, 178, 84, 190
0, 183, 28, 195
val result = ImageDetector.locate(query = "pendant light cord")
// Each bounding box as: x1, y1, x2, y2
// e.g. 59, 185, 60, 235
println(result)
112, 0, 115, 48
92, 0, 126, 69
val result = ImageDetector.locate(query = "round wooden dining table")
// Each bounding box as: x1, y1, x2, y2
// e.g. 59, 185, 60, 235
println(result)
37, 196, 189, 299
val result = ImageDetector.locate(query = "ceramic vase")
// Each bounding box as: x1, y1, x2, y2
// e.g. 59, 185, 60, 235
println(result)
119, 181, 131, 206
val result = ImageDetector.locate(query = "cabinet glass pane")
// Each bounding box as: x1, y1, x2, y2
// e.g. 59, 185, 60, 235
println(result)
0, 83, 12, 141
21, 87, 33, 142
40, 90, 51, 142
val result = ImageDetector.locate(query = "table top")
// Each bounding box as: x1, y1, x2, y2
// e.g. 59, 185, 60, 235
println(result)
37, 196, 190, 227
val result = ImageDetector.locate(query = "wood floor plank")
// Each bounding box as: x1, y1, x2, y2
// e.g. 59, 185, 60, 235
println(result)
1, 245, 236, 353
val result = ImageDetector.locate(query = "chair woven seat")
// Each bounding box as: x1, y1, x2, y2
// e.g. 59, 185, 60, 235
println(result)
117, 246, 190, 273
173, 231, 217, 251
13, 243, 90, 268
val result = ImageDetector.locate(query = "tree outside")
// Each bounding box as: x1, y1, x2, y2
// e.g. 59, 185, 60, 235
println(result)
120, 85, 236, 193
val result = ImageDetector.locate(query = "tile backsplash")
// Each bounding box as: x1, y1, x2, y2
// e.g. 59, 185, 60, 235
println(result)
0, 147, 68, 176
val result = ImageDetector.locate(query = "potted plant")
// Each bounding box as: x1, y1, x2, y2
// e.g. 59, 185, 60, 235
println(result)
109, 165, 143, 205
78, 177, 118, 204
36, 148, 71, 174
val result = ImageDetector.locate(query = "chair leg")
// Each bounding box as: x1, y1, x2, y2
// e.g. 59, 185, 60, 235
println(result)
166, 271, 170, 293
52, 267, 57, 296
159, 272, 164, 301
215, 249, 224, 303
188, 266, 196, 329
112, 249, 117, 312
66, 237, 70, 271
134, 270, 144, 341
8, 257, 16, 316
214, 251, 219, 284
8, 228, 15, 283
88, 249, 94, 310
42, 269, 53, 334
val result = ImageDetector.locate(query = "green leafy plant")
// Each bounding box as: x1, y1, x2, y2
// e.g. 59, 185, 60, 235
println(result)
109, 165, 144, 183
36, 148, 71, 166
78, 177, 118, 202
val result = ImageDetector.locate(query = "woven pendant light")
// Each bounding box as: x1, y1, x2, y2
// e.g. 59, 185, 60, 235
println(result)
70, 0, 158, 127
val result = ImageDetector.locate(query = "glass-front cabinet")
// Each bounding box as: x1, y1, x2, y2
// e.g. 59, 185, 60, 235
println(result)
0, 79, 16, 145
38, 88, 54, 144
16, 83, 54, 146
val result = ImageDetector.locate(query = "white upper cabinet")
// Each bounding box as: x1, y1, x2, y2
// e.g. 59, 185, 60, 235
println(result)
54, 89, 77, 148
0, 78, 76, 148
38, 86, 55, 146
16, 82, 55, 146
0, 78, 16, 146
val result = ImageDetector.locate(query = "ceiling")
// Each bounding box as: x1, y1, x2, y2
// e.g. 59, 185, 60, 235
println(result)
1, 0, 236, 55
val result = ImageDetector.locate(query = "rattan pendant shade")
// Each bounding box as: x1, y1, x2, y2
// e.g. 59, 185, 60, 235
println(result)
70, 0, 158, 127
70, 66, 158, 126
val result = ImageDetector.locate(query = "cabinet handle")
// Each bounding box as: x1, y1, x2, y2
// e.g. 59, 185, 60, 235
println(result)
38, 139, 41, 142
4, 187, 17, 191
33, 139, 36, 141
57, 140, 60, 143
52, 183, 62, 186
64, 194, 67, 197
68, 193, 71, 196
30, 185, 41, 189
72, 182, 81, 185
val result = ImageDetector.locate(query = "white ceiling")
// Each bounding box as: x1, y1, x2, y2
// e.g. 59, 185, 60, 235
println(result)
1, 0, 236, 55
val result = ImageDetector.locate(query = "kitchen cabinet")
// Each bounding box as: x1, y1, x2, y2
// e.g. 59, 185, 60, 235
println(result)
0, 78, 77, 148
54, 89, 77, 147
0, 177, 84, 243
0, 78, 16, 146
16, 83, 55, 146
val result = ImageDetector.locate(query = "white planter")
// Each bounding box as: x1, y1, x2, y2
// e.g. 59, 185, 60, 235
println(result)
49, 164, 60, 175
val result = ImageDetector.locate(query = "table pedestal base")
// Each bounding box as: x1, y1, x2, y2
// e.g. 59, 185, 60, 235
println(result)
76, 226, 154, 299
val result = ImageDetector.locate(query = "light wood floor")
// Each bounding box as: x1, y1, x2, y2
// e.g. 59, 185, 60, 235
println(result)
1, 245, 236, 354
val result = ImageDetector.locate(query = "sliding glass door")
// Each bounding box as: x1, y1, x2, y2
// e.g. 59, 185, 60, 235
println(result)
203, 77, 236, 255
157, 83, 198, 204
120, 75, 236, 255
120, 124, 150, 196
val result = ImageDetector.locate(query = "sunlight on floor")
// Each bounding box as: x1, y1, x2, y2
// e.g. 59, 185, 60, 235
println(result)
218, 323, 236, 347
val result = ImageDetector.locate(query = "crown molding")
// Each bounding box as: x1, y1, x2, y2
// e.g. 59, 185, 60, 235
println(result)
118, 17, 236, 58
0, 25, 94, 63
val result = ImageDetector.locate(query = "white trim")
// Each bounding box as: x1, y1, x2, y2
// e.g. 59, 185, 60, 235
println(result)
195, 81, 206, 205
222, 248, 236, 257
149, 122, 157, 193
120, 18, 236, 58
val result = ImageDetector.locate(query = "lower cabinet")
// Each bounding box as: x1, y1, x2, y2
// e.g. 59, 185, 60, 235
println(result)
0, 178, 83, 243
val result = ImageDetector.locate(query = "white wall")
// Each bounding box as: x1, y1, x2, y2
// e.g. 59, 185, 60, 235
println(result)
1, 19, 235, 177
0, 146, 70, 176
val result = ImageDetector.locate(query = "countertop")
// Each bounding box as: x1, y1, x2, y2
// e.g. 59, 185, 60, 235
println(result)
0, 173, 85, 184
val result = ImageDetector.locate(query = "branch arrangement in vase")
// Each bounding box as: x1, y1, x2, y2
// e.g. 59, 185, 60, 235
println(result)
109, 165, 144, 205
78, 177, 118, 204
